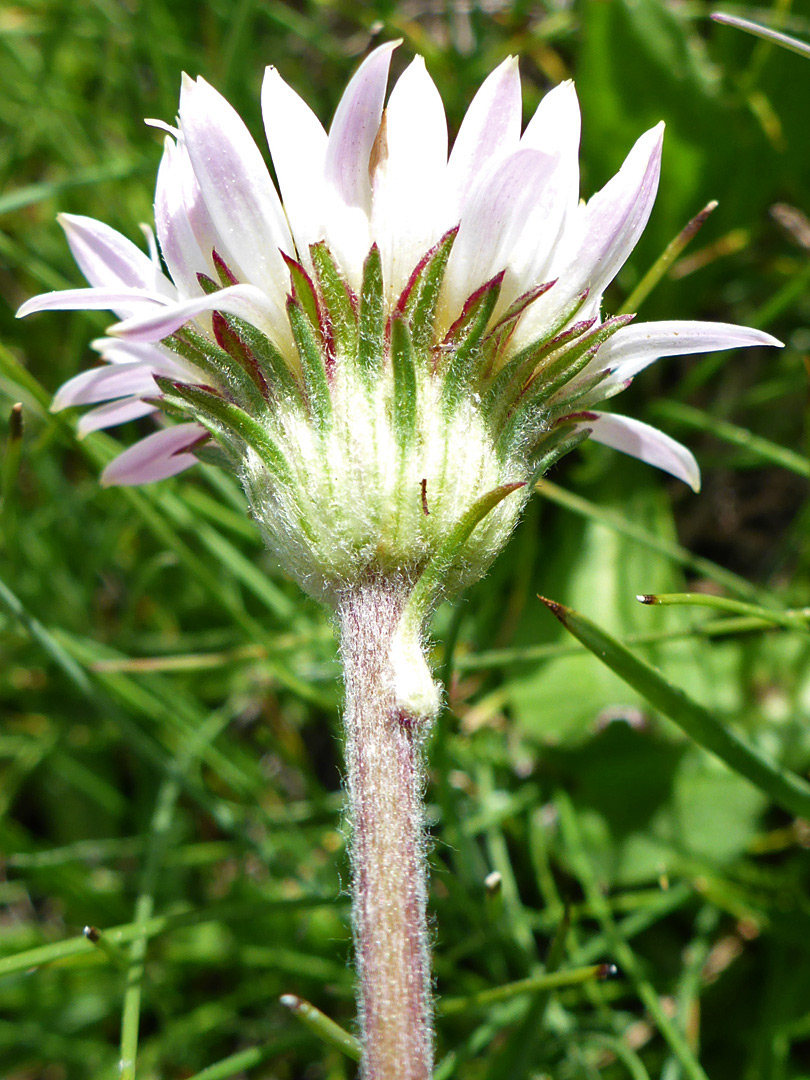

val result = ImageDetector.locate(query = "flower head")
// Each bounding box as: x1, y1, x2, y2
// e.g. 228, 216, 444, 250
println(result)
19, 45, 779, 679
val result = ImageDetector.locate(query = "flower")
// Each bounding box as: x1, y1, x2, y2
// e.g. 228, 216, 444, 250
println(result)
18, 44, 779, 674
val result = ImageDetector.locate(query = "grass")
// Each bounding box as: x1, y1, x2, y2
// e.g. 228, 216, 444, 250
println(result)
2, 1, 810, 1077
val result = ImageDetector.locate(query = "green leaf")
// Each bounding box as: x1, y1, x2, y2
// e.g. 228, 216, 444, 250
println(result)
439, 963, 610, 1015
282, 253, 321, 330
539, 596, 810, 820
482, 300, 591, 427
638, 591, 810, 633
358, 244, 385, 376
494, 315, 633, 449
528, 424, 591, 483
287, 297, 332, 429
211, 311, 270, 401
538, 478, 772, 603
163, 326, 267, 415
441, 271, 505, 414
481, 279, 557, 370
216, 312, 303, 407
399, 226, 458, 352
652, 400, 810, 479
390, 315, 417, 451
619, 200, 718, 314
196, 272, 220, 296
506, 477, 695, 747
310, 241, 358, 361
153, 378, 290, 480
400, 482, 526, 639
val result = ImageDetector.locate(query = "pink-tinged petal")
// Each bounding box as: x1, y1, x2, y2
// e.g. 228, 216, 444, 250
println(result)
262, 66, 328, 258
52, 359, 186, 411
178, 74, 293, 298
77, 397, 157, 437
577, 123, 664, 303
441, 148, 557, 319
501, 152, 575, 305
316, 196, 371, 294
145, 118, 180, 138
324, 42, 398, 213
582, 412, 701, 491
109, 283, 282, 344
57, 213, 174, 298
140, 224, 161, 268
176, 138, 221, 268
518, 81, 582, 279
154, 137, 215, 297
92, 337, 171, 365
446, 56, 521, 211
521, 81, 581, 195
522, 79, 581, 149
596, 320, 783, 387
91, 337, 205, 384
514, 123, 664, 347
100, 422, 205, 486
371, 56, 449, 301
17, 288, 170, 320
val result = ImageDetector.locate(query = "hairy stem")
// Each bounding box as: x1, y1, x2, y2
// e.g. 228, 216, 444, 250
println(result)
338, 577, 433, 1080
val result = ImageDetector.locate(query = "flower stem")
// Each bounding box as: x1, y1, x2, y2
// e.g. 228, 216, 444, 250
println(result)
338, 577, 433, 1080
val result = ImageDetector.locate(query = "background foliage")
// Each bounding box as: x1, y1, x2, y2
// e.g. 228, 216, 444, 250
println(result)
2, 1, 810, 1077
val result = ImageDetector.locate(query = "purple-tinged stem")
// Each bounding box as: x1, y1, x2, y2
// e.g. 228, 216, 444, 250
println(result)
337, 577, 433, 1080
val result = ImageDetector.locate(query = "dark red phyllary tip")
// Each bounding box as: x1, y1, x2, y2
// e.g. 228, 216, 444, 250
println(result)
636, 594, 658, 605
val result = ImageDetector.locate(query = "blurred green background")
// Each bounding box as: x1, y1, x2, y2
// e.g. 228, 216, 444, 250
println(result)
2, 1, 810, 1077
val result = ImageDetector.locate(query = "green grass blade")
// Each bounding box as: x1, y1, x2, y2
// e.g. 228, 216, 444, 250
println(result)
619, 201, 717, 314
439, 963, 610, 1015
638, 591, 810, 633
652, 400, 810, 478
181, 1034, 305, 1080
280, 994, 361, 1061
539, 596, 810, 820
537, 479, 772, 602
556, 789, 711, 1080
711, 13, 810, 60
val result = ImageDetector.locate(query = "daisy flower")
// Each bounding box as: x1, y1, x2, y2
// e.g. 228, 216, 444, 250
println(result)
18, 44, 780, 1080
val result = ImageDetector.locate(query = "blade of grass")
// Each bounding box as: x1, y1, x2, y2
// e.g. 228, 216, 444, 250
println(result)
651, 401, 810, 478
457, 613, 783, 671
1, 402, 23, 523
475, 763, 537, 959
439, 963, 612, 1015
0, 345, 329, 705
119, 775, 182, 1080
0, 574, 92, 695
280, 994, 361, 1061
539, 597, 810, 820
555, 789, 711, 1080
585, 1033, 652, 1080
619, 201, 718, 315
0, 158, 146, 215
536, 480, 771, 603
182, 1033, 306, 1080
0, 898, 337, 980
711, 12, 810, 60
660, 906, 719, 1080
638, 592, 810, 633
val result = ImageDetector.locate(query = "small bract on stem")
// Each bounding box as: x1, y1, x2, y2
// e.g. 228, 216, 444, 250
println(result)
17, 40, 781, 1078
